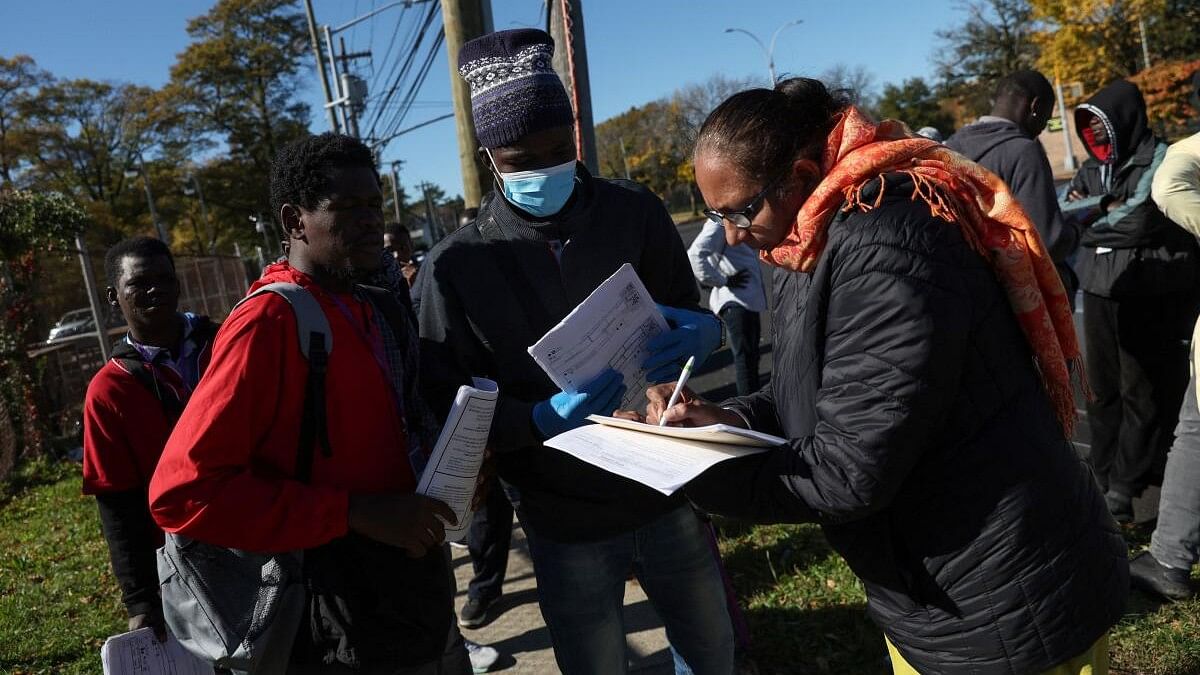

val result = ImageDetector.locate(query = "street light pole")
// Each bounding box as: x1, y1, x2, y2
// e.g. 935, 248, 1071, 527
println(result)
131, 154, 168, 243
185, 172, 214, 254
725, 19, 802, 87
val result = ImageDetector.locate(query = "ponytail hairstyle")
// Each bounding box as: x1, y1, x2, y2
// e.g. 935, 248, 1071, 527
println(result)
695, 77, 851, 185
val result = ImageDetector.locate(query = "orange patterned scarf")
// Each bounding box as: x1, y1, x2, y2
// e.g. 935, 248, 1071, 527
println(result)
763, 106, 1085, 437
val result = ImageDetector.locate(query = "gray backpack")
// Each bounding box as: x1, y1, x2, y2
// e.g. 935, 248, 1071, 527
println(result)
157, 283, 332, 675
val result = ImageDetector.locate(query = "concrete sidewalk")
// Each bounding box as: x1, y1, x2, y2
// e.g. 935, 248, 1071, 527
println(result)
450, 526, 676, 674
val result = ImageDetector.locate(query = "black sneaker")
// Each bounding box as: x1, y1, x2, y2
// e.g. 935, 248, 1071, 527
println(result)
1105, 490, 1134, 524
459, 595, 498, 629
1130, 551, 1194, 602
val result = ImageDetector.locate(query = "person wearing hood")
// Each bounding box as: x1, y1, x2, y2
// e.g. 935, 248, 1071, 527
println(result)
946, 69, 1080, 300
1066, 79, 1200, 523
416, 28, 733, 675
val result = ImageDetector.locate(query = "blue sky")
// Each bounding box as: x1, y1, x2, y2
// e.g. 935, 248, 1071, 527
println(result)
1, 0, 962, 201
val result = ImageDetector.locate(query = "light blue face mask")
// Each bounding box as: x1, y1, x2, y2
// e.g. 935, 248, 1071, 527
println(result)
487, 150, 578, 217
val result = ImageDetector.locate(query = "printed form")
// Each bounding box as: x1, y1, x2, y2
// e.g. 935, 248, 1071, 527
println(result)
528, 263, 668, 410
416, 377, 499, 542
544, 423, 776, 496
101, 627, 214, 675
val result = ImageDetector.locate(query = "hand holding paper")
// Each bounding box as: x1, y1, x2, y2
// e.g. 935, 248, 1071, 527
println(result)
533, 369, 626, 438
643, 304, 722, 383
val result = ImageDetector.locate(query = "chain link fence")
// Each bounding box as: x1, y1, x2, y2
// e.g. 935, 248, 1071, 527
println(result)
25, 253, 251, 450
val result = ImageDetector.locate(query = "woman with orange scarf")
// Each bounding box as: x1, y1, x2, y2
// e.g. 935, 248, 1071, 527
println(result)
640, 79, 1129, 673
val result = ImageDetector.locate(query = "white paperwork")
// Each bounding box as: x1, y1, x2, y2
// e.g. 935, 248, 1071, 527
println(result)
527, 263, 669, 411
588, 414, 788, 447
416, 377, 499, 543
544, 421, 783, 496
101, 627, 214, 675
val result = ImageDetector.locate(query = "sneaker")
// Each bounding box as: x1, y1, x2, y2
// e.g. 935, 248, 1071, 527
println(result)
465, 640, 499, 673
1105, 490, 1134, 524
449, 541, 468, 550
1130, 551, 1194, 602
459, 595, 497, 629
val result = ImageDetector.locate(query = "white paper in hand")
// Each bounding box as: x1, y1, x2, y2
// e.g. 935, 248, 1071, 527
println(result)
527, 263, 669, 410
416, 377, 499, 542
101, 627, 214, 675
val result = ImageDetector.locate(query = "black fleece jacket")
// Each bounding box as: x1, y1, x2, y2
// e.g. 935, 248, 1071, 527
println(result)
415, 166, 705, 542
946, 117, 1079, 295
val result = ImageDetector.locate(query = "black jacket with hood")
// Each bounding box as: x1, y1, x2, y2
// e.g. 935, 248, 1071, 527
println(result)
686, 173, 1128, 674
1071, 79, 1198, 297
946, 117, 1079, 296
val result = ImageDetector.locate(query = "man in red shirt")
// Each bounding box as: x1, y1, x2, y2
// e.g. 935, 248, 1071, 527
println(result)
83, 236, 217, 640
149, 133, 465, 673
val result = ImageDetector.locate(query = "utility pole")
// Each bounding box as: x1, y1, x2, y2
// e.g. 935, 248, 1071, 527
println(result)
337, 36, 371, 137
323, 25, 349, 133
441, 0, 494, 209
303, 0, 340, 133
390, 161, 405, 222
548, 0, 598, 175
75, 233, 111, 361
619, 136, 631, 179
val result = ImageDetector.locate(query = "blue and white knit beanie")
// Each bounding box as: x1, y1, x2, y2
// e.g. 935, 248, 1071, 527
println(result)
458, 28, 574, 148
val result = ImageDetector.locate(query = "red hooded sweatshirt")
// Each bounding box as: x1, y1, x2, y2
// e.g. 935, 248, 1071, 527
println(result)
149, 262, 414, 552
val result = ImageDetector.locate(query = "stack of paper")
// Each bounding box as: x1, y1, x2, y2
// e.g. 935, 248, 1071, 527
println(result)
527, 263, 668, 411
416, 377, 499, 543
101, 627, 214, 675
544, 416, 787, 495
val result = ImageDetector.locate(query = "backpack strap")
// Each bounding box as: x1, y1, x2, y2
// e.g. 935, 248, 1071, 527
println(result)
236, 282, 333, 483
110, 341, 186, 422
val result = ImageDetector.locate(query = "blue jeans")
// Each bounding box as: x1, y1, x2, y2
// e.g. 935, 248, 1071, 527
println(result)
523, 504, 735, 675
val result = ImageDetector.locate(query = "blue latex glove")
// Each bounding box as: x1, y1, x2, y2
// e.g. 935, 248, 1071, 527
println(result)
642, 304, 722, 383
532, 369, 627, 438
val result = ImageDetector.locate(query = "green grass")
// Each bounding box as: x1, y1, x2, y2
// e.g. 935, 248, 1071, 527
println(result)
716, 517, 1200, 675
0, 460, 124, 674
2, 463, 1200, 674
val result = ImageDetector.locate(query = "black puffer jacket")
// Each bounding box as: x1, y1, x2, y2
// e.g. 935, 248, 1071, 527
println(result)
1071, 79, 1198, 297
688, 174, 1128, 674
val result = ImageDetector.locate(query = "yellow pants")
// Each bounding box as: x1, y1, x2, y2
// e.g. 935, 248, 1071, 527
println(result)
886, 635, 1109, 675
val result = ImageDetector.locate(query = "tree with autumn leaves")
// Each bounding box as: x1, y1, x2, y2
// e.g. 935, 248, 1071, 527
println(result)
936, 0, 1199, 126
1, 0, 311, 258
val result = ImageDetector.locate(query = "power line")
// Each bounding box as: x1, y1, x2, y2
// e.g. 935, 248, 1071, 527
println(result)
378, 26, 445, 144
367, 2, 410, 96
365, 2, 440, 138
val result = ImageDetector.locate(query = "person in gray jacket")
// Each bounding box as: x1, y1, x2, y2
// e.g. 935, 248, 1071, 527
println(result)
946, 69, 1080, 299
687, 219, 767, 396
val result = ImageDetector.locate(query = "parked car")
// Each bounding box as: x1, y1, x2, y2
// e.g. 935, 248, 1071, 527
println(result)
45, 308, 126, 344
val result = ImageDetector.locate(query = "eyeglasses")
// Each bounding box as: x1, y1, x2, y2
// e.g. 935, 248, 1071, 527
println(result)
702, 173, 786, 230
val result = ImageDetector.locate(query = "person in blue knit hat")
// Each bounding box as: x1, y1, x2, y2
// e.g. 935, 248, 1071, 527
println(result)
415, 28, 734, 675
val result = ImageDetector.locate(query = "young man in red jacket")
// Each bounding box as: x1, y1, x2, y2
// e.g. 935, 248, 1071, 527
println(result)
83, 236, 217, 640
150, 133, 467, 673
